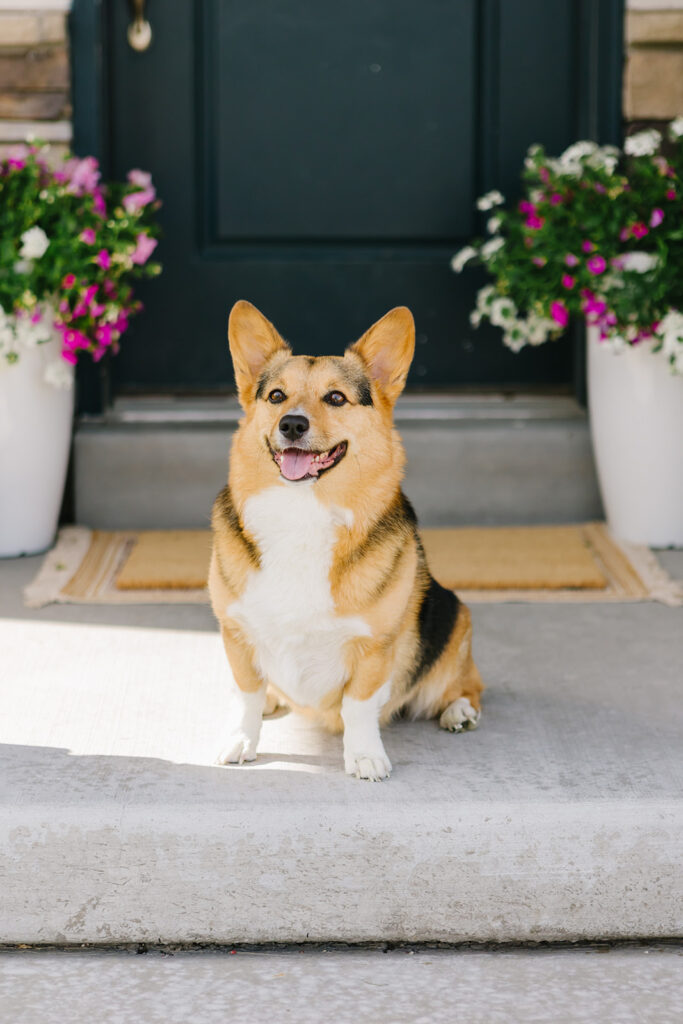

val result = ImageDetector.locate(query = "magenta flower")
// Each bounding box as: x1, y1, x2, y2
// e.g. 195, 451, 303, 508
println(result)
95, 249, 111, 270
549, 193, 563, 205
518, 200, 536, 215
631, 222, 649, 239
587, 255, 606, 275
63, 328, 90, 350
650, 208, 664, 228
594, 183, 606, 194
532, 256, 547, 267
666, 188, 677, 200
62, 273, 76, 289
130, 233, 157, 265
95, 323, 114, 347
539, 167, 550, 184
80, 228, 96, 245
565, 253, 579, 267
581, 240, 594, 253
619, 227, 630, 242
550, 301, 569, 327
525, 214, 545, 230
61, 349, 78, 365
30, 310, 42, 324
92, 189, 106, 217
83, 285, 98, 304
102, 280, 116, 298
561, 274, 575, 290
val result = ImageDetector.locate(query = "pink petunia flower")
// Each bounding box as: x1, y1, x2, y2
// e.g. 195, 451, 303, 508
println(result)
95, 250, 111, 270
127, 169, 153, 189
539, 167, 550, 184
587, 255, 606, 275
525, 214, 545, 230
62, 273, 76, 289
80, 228, 96, 245
666, 188, 677, 200
532, 256, 547, 267
66, 156, 100, 195
581, 240, 594, 253
619, 227, 630, 242
631, 222, 649, 239
123, 186, 156, 214
518, 200, 536, 215
561, 274, 575, 289
130, 233, 158, 265
594, 183, 606, 194
550, 301, 569, 327
650, 208, 664, 228
550, 193, 563, 205
95, 323, 114, 347
565, 253, 579, 267
61, 349, 78, 365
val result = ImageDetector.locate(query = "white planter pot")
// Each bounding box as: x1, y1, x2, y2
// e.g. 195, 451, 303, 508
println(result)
0, 341, 74, 558
587, 326, 683, 547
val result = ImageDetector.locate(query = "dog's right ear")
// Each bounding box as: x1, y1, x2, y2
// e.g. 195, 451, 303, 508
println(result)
228, 300, 290, 406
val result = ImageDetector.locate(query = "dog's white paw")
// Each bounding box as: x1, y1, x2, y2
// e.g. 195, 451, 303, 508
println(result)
439, 697, 480, 733
345, 754, 392, 781
216, 733, 258, 765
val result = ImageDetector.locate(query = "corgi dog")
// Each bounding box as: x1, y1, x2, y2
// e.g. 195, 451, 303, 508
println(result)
209, 300, 483, 780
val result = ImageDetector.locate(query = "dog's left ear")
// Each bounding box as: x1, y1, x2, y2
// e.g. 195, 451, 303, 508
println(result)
228, 300, 290, 406
348, 307, 415, 405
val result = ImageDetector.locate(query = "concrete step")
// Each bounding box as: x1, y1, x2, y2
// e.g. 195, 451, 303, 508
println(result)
1, 553, 682, 946
74, 394, 602, 528
1, 946, 682, 1024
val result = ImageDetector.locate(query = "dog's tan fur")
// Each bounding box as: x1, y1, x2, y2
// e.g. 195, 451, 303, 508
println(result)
209, 300, 482, 776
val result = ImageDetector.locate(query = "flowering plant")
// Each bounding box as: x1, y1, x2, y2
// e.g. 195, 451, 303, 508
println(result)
452, 118, 683, 374
0, 141, 161, 388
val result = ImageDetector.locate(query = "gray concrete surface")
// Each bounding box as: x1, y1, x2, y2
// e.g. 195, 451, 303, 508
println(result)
0, 946, 682, 1024
74, 395, 602, 527
1, 553, 681, 945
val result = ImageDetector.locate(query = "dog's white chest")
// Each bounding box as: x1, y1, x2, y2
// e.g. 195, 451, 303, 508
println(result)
227, 485, 369, 708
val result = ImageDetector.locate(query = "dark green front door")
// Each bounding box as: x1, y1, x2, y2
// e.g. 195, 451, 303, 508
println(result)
72, 0, 622, 408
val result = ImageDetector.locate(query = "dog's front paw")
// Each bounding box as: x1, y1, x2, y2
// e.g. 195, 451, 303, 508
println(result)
345, 753, 392, 781
439, 697, 480, 733
216, 733, 258, 765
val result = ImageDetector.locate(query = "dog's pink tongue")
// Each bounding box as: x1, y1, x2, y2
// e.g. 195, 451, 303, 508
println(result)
280, 449, 316, 480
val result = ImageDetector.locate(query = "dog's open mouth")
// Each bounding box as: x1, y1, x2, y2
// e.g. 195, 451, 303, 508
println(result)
271, 441, 348, 482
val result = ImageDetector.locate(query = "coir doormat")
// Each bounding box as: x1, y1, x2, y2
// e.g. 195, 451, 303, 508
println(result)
23, 523, 682, 607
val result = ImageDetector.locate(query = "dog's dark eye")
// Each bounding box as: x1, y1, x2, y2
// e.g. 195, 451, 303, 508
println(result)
324, 391, 347, 407
268, 389, 286, 404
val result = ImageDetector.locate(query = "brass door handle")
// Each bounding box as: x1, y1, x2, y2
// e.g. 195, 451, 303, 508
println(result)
128, 0, 152, 52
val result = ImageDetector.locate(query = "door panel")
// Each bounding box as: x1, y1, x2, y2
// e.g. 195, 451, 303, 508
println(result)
74, 0, 622, 403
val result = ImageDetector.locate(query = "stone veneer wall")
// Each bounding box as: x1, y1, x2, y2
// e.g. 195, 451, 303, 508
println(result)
626, 0, 683, 124
0, 0, 71, 159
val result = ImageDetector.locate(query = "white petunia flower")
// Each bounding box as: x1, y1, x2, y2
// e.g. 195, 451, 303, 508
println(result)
487, 215, 502, 234
480, 236, 505, 260
669, 117, 683, 139
620, 251, 659, 273
450, 246, 478, 273
44, 359, 74, 390
470, 310, 483, 328
587, 145, 620, 175
502, 325, 527, 353
476, 190, 504, 211
624, 129, 661, 157
560, 140, 597, 166
489, 296, 518, 328
475, 285, 497, 311
19, 226, 49, 260
13, 259, 33, 275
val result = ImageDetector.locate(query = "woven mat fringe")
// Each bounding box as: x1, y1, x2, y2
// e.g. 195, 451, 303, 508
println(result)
23, 523, 683, 608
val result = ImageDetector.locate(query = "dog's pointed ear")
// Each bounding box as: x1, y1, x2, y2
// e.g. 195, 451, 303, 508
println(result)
348, 307, 415, 405
228, 300, 290, 405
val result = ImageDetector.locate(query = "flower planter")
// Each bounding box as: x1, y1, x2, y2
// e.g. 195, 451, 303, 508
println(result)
587, 326, 683, 547
0, 339, 73, 558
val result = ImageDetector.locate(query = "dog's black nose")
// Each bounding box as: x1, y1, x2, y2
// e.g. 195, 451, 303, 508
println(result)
279, 414, 309, 441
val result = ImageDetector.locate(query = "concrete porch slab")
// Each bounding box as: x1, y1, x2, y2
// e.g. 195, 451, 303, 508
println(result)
1, 554, 682, 945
